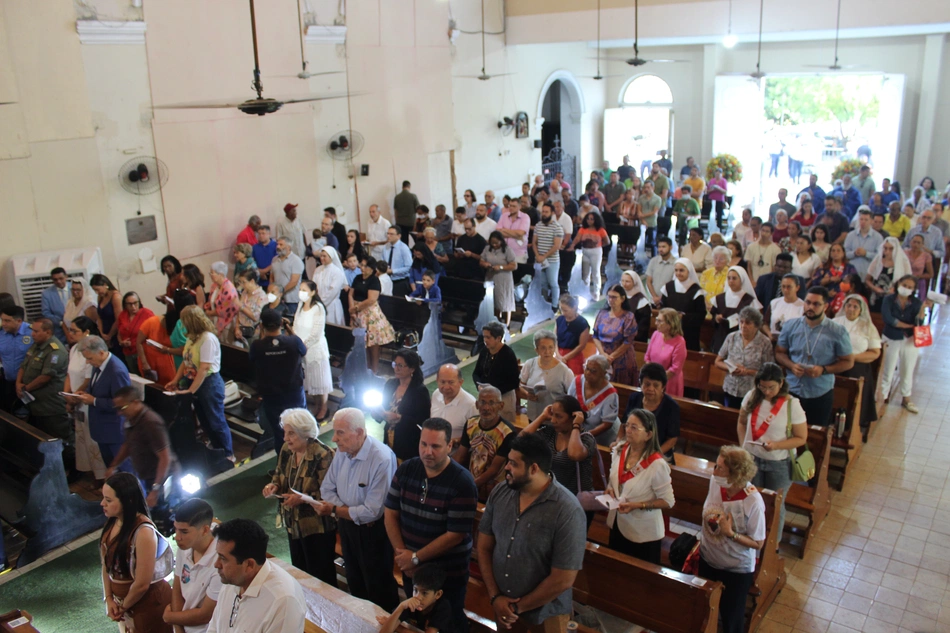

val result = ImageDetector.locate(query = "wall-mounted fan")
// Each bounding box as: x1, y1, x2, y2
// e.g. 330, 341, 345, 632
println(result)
497, 117, 514, 136
325, 130, 365, 188
119, 156, 169, 195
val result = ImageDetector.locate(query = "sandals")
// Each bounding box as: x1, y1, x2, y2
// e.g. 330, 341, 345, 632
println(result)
902, 401, 919, 414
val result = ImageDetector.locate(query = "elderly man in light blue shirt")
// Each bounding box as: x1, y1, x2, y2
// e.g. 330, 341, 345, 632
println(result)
903, 207, 945, 259
381, 225, 413, 296
319, 407, 399, 611
844, 207, 883, 277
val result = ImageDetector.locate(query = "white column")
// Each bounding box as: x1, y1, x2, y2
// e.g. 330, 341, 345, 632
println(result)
910, 34, 945, 183
700, 44, 720, 165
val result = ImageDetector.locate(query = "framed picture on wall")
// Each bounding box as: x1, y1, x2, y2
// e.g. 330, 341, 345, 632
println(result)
515, 112, 529, 138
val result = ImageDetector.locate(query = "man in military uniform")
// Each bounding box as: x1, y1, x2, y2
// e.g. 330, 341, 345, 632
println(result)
0, 305, 32, 413
17, 318, 74, 471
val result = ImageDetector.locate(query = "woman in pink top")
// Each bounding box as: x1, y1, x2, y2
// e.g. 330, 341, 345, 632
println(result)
707, 168, 728, 230
904, 233, 934, 299
644, 308, 687, 397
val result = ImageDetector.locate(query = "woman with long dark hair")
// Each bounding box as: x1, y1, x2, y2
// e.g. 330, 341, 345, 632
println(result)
91, 273, 124, 358
290, 281, 333, 420
880, 275, 932, 414
156, 255, 183, 303
99, 472, 173, 633
343, 229, 367, 262
480, 230, 517, 324
180, 263, 207, 309
570, 211, 610, 300
376, 349, 430, 461
410, 242, 442, 292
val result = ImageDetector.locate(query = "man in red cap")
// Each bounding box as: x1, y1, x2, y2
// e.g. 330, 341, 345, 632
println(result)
276, 203, 307, 260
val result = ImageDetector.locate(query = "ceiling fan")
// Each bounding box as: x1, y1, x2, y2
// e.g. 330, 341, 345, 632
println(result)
454, 0, 513, 80
721, 0, 766, 81
274, 0, 345, 79
598, 0, 688, 67
581, 0, 622, 80
153, 0, 351, 116
803, 0, 864, 71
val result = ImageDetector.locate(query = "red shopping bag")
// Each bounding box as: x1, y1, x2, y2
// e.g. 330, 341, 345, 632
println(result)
913, 325, 932, 348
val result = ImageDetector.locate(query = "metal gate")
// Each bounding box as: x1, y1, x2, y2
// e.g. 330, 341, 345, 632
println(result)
541, 136, 577, 193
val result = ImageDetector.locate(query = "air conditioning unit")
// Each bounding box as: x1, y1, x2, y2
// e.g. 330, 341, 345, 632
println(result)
11, 248, 104, 322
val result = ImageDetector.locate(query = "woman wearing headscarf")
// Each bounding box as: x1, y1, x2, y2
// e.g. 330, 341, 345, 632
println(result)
659, 258, 707, 351
709, 266, 762, 354
63, 278, 99, 333
908, 184, 932, 214
291, 281, 333, 420
409, 242, 442, 292
620, 270, 653, 343
833, 295, 882, 440
312, 246, 347, 325
865, 236, 911, 312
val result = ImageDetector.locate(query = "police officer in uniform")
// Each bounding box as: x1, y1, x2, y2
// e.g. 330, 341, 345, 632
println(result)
16, 318, 74, 471
248, 308, 308, 454
0, 305, 33, 413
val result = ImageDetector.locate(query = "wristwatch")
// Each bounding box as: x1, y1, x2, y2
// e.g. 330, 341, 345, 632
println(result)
150, 483, 161, 492
330, 506, 337, 519
411, 554, 420, 566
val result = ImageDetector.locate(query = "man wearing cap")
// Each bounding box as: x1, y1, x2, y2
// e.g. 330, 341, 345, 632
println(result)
249, 308, 307, 453
393, 181, 419, 245
276, 203, 308, 260
237, 215, 261, 246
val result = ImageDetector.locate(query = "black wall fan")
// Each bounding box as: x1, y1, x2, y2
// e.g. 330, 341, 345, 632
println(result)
119, 156, 168, 196
153, 0, 351, 115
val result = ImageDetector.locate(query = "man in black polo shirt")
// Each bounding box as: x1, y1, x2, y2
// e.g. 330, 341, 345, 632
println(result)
385, 418, 477, 633
249, 308, 307, 453
453, 219, 488, 280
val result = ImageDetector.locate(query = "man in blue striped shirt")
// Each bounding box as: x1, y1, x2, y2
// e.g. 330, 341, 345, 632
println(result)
385, 418, 477, 632
319, 408, 399, 611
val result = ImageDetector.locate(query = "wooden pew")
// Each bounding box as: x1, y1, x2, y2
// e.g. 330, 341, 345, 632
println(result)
613, 384, 832, 557
378, 294, 431, 341
1, 610, 41, 633
218, 343, 275, 458
439, 276, 485, 332
471, 508, 722, 633
0, 411, 105, 568
326, 323, 356, 365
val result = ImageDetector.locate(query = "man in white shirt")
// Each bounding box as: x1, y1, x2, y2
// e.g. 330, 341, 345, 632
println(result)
366, 204, 392, 261
165, 499, 221, 633
745, 223, 781, 283
275, 203, 307, 260
207, 519, 305, 633
430, 364, 477, 441
474, 204, 497, 241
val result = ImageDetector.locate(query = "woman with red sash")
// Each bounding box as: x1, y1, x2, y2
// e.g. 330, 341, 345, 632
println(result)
736, 362, 807, 544
606, 409, 675, 564
567, 355, 620, 446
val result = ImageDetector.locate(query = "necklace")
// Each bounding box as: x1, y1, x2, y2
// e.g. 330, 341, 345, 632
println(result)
803, 320, 826, 364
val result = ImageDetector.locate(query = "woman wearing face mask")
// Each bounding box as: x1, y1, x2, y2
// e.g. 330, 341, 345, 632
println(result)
736, 363, 806, 548
290, 281, 333, 420
879, 275, 932, 414
865, 237, 911, 312
709, 267, 761, 354
834, 295, 882, 440
699, 446, 766, 633
659, 258, 707, 351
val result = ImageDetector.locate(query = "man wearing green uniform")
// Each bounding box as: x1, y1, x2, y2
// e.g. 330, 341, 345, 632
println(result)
17, 318, 73, 470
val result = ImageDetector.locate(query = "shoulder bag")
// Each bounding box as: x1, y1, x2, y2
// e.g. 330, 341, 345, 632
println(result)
787, 400, 816, 482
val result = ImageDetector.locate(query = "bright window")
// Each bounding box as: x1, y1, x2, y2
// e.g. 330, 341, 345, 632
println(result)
621, 75, 673, 105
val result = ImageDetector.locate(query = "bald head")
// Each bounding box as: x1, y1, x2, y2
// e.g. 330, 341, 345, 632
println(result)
437, 364, 464, 401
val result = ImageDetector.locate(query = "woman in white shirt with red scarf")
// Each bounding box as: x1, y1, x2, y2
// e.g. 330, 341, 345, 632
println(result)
606, 409, 675, 565
736, 362, 807, 546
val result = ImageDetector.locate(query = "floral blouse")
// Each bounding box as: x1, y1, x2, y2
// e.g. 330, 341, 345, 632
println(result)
237, 287, 268, 329
718, 331, 775, 398
210, 279, 240, 334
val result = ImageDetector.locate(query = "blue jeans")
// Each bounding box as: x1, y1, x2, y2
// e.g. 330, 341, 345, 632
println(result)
262, 388, 306, 454
194, 372, 233, 456
752, 456, 791, 544
539, 261, 560, 302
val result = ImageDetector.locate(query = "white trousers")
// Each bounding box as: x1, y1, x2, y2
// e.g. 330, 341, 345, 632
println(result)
880, 336, 920, 399
581, 247, 604, 299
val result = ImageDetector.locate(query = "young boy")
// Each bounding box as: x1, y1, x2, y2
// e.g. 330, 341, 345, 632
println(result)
165, 498, 221, 633
375, 260, 393, 296
375, 564, 454, 633
408, 269, 442, 303
342, 253, 361, 287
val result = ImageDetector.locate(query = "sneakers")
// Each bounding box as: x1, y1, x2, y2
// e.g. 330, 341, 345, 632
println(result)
902, 401, 919, 414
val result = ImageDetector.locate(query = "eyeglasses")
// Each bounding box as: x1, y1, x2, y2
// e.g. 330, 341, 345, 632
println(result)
118, 403, 130, 411
124, 302, 139, 307
229, 595, 243, 628
420, 478, 428, 505
392, 362, 408, 370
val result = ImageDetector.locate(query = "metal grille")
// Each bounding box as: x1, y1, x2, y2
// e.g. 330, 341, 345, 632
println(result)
17, 272, 92, 323
11, 248, 103, 322
541, 136, 577, 194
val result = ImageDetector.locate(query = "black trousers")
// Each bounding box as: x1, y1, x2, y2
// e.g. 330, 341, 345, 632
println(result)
288, 531, 338, 587
0, 379, 18, 414
398, 224, 413, 245
558, 249, 576, 291
338, 519, 399, 612
699, 556, 754, 633
792, 388, 835, 427
392, 278, 412, 298
608, 526, 662, 565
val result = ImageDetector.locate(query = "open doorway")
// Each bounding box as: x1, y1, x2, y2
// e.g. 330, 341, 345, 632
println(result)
713, 73, 904, 214
604, 74, 674, 182
538, 72, 584, 192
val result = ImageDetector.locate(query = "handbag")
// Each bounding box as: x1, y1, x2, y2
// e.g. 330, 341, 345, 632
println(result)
787, 400, 816, 482
913, 324, 932, 348
575, 434, 610, 512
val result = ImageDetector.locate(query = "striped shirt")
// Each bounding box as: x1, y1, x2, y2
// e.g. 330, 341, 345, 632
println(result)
533, 220, 564, 262
385, 457, 477, 578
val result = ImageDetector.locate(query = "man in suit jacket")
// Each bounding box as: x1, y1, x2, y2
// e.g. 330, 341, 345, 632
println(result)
69, 334, 132, 470
40, 267, 70, 343
754, 254, 806, 307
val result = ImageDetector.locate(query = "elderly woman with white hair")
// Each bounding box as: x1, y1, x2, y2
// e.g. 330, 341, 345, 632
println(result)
519, 330, 574, 421
262, 408, 338, 585
205, 261, 239, 342
700, 246, 732, 307
568, 354, 620, 446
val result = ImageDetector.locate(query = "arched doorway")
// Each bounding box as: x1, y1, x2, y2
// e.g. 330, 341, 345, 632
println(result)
537, 71, 584, 192
604, 74, 674, 181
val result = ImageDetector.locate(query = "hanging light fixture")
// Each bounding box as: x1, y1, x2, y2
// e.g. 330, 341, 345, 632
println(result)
722, 0, 738, 48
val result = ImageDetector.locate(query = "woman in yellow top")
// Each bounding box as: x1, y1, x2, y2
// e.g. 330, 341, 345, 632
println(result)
700, 246, 731, 306
164, 306, 234, 460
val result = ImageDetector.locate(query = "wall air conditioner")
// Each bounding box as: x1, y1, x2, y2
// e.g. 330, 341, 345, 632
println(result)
11, 248, 104, 322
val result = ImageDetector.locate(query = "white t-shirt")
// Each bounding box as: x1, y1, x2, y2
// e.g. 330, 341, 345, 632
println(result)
430, 389, 478, 440
769, 297, 804, 333
174, 538, 222, 633
197, 332, 222, 373
740, 391, 806, 460
451, 219, 466, 237
377, 273, 393, 296
791, 253, 821, 279
555, 212, 574, 242
475, 217, 497, 241
833, 315, 882, 355
700, 478, 766, 573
